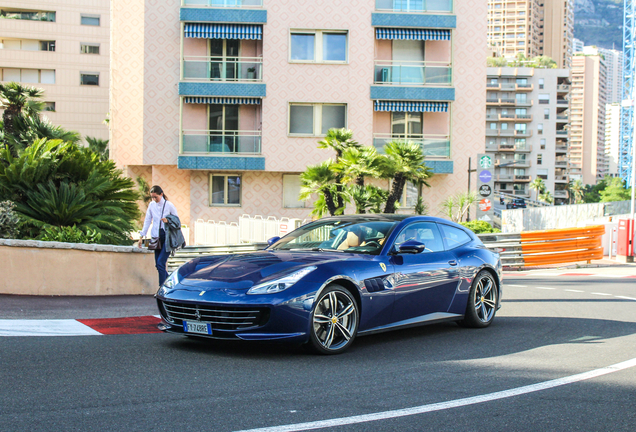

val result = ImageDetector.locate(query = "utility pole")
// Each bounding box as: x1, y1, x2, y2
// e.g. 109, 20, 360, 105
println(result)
467, 157, 476, 222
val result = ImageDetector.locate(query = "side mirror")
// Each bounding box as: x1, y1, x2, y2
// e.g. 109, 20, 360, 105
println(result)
267, 236, 281, 246
397, 240, 426, 254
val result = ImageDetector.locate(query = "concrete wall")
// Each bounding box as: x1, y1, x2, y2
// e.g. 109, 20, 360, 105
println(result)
0, 240, 157, 296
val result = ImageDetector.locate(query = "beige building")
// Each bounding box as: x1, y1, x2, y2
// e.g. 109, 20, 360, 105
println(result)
0, 1, 109, 141
570, 49, 608, 185
605, 102, 621, 177
486, 67, 571, 204
487, 0, 574, 68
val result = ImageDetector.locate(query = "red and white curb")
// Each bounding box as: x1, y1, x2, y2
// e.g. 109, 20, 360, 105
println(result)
0, 315, 162, 337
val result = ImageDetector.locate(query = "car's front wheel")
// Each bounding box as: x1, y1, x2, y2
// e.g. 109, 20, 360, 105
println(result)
459, 270, 498, 328
309, 285, 359, 355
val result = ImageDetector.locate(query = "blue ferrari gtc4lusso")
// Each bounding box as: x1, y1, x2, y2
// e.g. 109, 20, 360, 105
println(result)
156, 215, 502, 354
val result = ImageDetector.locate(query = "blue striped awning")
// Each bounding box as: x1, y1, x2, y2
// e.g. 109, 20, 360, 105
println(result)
375, 28, 451, 41
184, 97, 261, 105
184, 23, 262, 40
374, 101, 448, 112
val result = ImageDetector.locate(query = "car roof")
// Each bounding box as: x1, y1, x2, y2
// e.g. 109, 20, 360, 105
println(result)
309, 214, 458, 225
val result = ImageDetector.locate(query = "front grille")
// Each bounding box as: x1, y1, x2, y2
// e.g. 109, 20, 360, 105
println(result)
161, 300, 270, 331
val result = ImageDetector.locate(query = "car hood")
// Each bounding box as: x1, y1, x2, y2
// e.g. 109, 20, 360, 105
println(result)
176, 251, 355, 290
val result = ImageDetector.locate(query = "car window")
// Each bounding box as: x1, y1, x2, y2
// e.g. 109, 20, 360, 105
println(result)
439, 224, 472, 249
393, 222, 444, 252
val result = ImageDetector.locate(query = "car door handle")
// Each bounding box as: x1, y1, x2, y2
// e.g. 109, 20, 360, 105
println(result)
448, 260, 458, 266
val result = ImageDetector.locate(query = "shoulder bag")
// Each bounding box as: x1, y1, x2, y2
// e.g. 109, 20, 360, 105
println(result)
147, 201, 167, 250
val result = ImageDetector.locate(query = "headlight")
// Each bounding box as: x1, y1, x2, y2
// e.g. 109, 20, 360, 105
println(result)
247, 266, 317, 295
161, 268, 182, 291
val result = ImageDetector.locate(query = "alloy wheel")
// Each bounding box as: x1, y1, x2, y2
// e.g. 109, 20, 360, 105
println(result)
312, 289, 357, 351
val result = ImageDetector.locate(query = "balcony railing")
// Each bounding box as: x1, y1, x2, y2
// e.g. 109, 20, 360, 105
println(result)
555, 146, 568, 153
499, 114, 532, 121
516, 83, 533, 91
514, 190, 529, 196
181, 130, 262, 154
557, 84, 570, 92
557, 99, 568, 105
375, 0, 453, 13
555, 175, 568, 182
514, 175, 531, 182
373, 133, 450, 158
181, 0, 263, 7
556, 115, 568, 121
556, 130, 568, 136
182, 56, 263, 82
554, 190, 568, 198
374, 60, 452, 86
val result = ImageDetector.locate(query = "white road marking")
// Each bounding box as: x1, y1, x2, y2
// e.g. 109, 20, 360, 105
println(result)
591, 292, 612, 296
615, 296, 636, 301
235, 358, 636, 432
507, 285, 527, 287
0, 319, 102, 337
565, 289, 584, 293
535, 287, 556, 290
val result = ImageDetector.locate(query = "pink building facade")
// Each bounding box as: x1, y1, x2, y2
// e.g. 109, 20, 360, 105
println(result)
111, 0, 486, 240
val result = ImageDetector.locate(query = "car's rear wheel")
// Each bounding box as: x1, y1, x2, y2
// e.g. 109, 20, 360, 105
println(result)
309, 285, 359, 355
458, 270, 498, 328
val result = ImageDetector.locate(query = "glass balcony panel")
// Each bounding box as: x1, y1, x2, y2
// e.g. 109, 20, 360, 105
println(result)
183, 57, 263, 81
373, 134, 450, 158
182, 131, 262, 154
375, 0, 452, 13
374, 61, 451, 86
182, 0, 263, 7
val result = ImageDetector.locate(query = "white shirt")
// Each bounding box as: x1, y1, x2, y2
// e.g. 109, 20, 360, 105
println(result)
140, 198, 178, 238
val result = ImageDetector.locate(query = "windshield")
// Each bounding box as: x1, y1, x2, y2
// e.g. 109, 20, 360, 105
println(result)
270, 219, 399, 255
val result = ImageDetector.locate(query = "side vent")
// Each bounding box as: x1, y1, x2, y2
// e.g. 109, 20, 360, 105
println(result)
364, 277, 386, 293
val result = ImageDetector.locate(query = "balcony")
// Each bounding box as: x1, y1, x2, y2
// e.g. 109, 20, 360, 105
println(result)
182, 0, 262, 7
181, 129, 261, 154
495, 175, 513, 182
486, 129, 532, 137
499, 114, 532, 122
373, 133, 450, 158
556, 99, 568, 105
515, 83, 533, 91
374, 60, 451, 86
486, 98, 516, 105
557, 84, 570, 92
486, 83, 501, 89
556, 130, 568, 136
182, 56, 263, 82
554, 190, 568, 198
375, 0, 454, 13
555, 158, 568, 167
555, 145, 568, 153
555, 175, 568, 183
514, 175, 531, 182
556, 115, 568, 122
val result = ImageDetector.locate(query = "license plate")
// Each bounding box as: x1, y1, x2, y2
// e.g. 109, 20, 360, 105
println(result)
183, 321, 212, 335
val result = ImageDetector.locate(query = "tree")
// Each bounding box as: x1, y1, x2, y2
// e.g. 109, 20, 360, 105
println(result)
529, 177, 546, 200
0, 82, 44, 155
600, 177, 632, 202
569, 179, 585, 204
440, 192, 478, 223
86, 136, 109, 161
335, 146, 380, 187
538, 190, 553, 204
347, 184, 387, 214
299, 160, 346, 217
318, 128, 361, 210
6, 114, 80, 151
380, 141, 433, 214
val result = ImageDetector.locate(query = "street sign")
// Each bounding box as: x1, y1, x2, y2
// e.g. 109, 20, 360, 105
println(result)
476, 153, 495, 223
479, 185, 492, 197
479, 198, 492, 212
479, 155, 493, 169
479, 170, 492, 183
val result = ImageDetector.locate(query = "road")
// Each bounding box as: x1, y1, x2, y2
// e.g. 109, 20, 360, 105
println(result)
1, 273, 635, 432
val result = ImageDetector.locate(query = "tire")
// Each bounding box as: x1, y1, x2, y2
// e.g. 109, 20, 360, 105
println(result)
506, 204, 511, 209
458, 270, 498, 328
309, 284, 359, 355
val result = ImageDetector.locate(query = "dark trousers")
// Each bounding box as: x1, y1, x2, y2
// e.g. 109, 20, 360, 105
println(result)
155, 229, 170, 286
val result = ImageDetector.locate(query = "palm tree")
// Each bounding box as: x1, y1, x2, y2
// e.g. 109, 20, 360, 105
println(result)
380, 141, 433, 214
86, 136, 109, 161
299, 160, 345, 217
529, 177, 546, 201
335, 146, 380, 187
318, 128, 361, 210
538, 190, 553, 204
0, 82, 44, 154
569, 179, 584, 204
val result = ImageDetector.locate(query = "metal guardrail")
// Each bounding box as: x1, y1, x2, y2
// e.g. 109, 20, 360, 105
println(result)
167, 243, 268, 272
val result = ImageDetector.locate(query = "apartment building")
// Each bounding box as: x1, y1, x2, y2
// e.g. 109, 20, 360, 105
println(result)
598, 48, 623, 105
605, 102, 621, 177
486, 67, 571, 204
0, 1, 109, 141
570, 49, 608, 185
487, 0, 574, 68
111, 0, 487, 238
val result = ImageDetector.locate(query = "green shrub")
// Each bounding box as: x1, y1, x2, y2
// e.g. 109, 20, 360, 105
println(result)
460, 220, 501, 234
0, 200, 20, 239
38, 226, 102, 244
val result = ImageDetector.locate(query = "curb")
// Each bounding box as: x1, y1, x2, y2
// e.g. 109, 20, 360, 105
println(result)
0, 315, 162, 337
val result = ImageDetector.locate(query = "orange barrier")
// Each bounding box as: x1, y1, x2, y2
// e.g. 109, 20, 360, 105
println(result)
518, 225, 605, 267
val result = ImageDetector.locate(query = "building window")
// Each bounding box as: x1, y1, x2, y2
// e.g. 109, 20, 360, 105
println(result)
515, 138, 526, 149
289, 103, 346, 136
540, 138, 546, 150
80, 14, 100, 26
0, 10, 55, 22
537, 123, 543, 134
516, 94, 527, 103
1, 68, 55, 84
80, 72, 99, 86
283, 174, 305, 208
43, 101, 55, 112
209, 174, 241, 206
514, 123, 526, 132
501, 123, 508, 130
290, 30, 347, 63
537, 154, 543, 165
40, 41, 55, 51
537, 169, 548, 180
515, 108, 527, 116
391, 112, 422, 137
538, 94, 550, 105
80, 43, 100, 54
544, 108, 550, 119
538, 78, 544, 89
398, 181, 418, 209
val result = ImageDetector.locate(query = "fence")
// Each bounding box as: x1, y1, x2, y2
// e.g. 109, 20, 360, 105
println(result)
193, 215, 307, 246
501, 200, 631, 233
